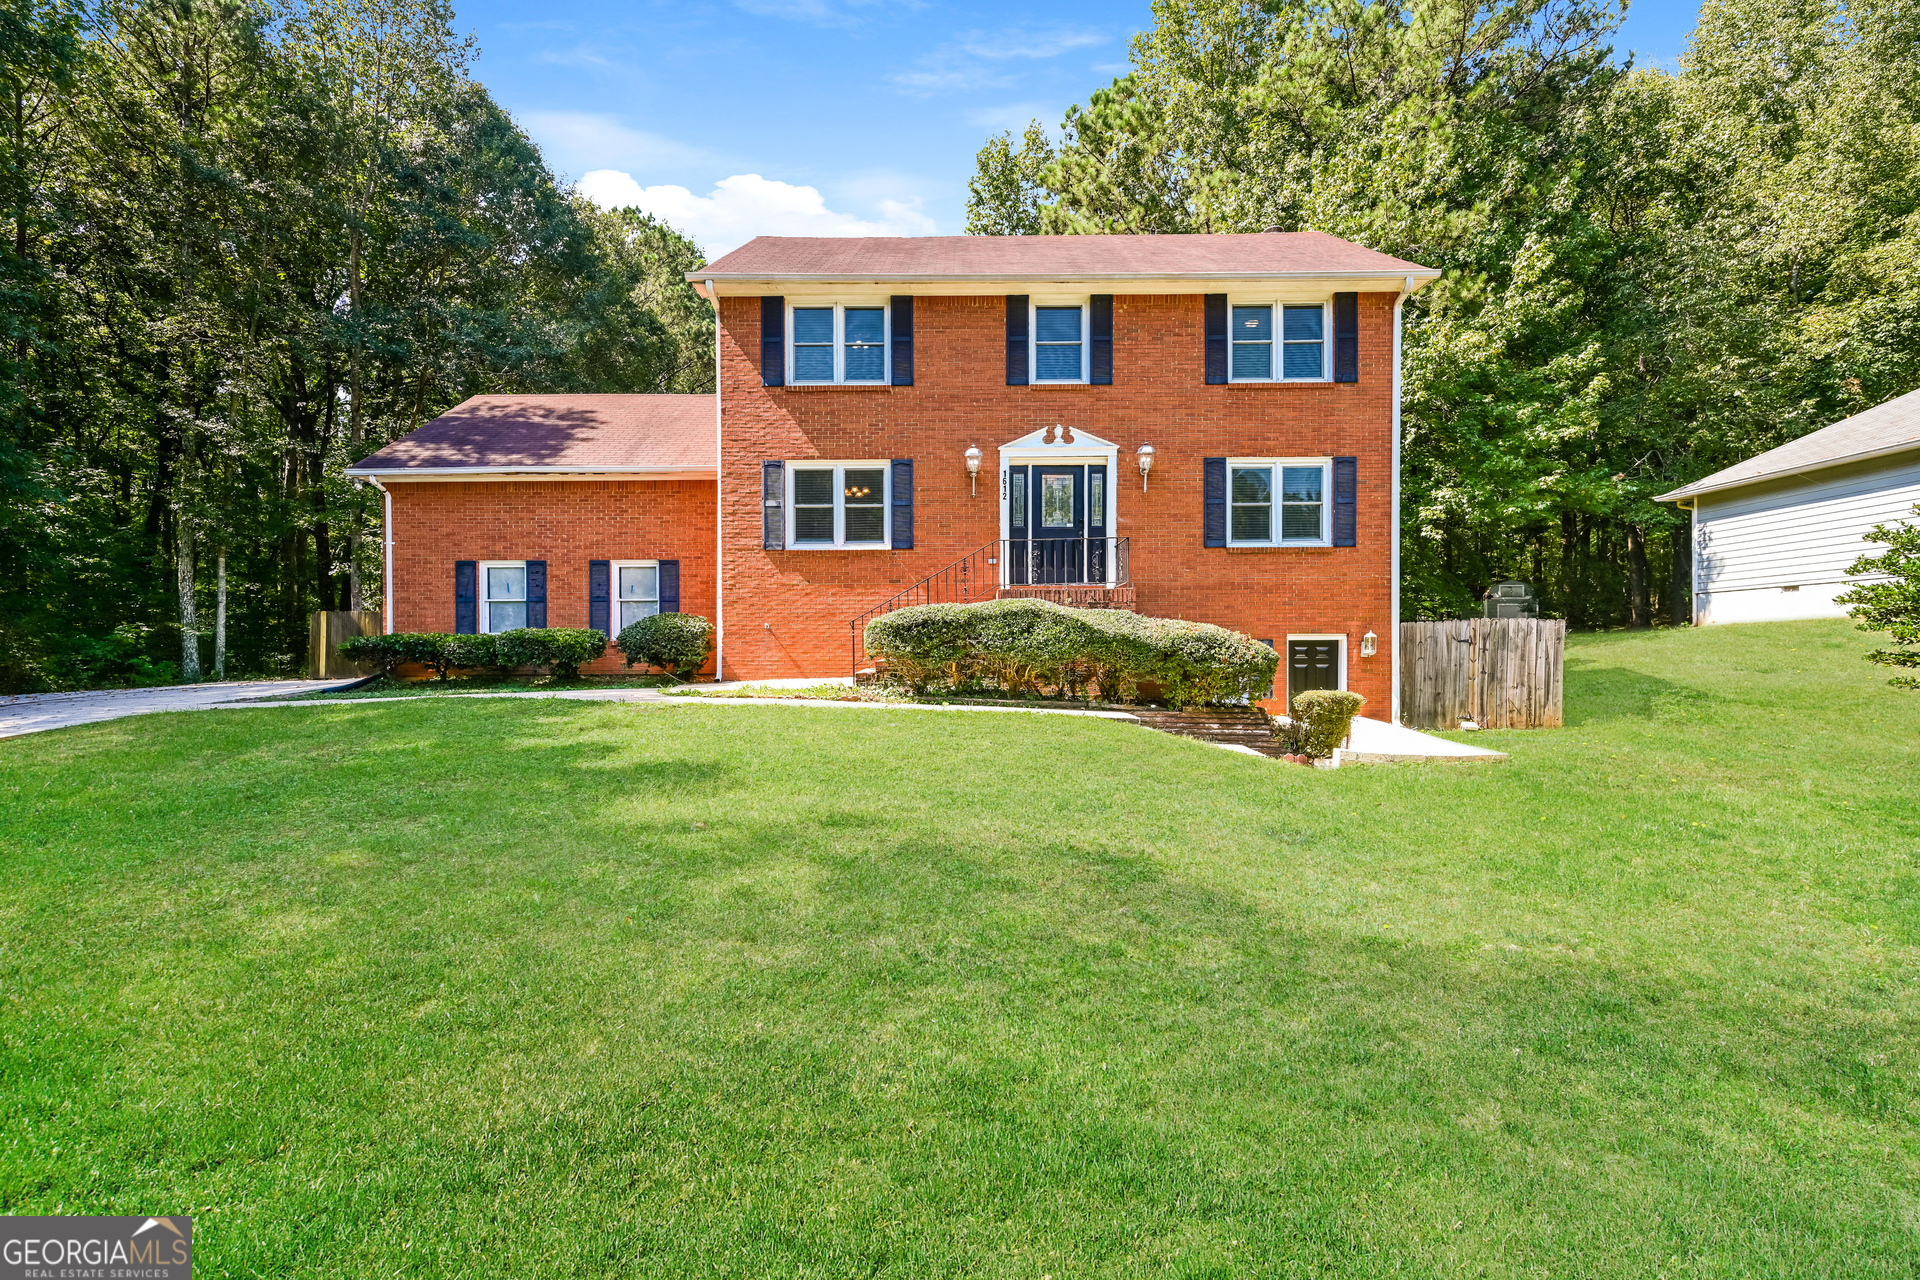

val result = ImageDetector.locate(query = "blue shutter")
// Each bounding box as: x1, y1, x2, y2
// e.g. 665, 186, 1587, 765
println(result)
760, 296, 785, 387
890, 296, 914, 386
588, 560, 610, 635
1204, 457, 1227, 547
1333, 292, 1358, 383
454, 560, 477, 634
1089, 294, 1113, 385
762, 460, 784, 549
659, 560, 680, 614
1205, 294, 1228, 384
1005, 295, 1029, 386
890, 459, 914, 550
1332, 457, 1358, 546
525, 560, 547, 628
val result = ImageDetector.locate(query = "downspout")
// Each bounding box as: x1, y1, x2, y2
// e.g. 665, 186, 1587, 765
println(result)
1390, 277, 1411, 725
706, 278, 723, 681
367, 477, 394, 633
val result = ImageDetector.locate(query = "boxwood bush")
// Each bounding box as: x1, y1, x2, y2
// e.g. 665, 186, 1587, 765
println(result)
863, 598, 1277, 708
494, 628, 608, 679
1281, 689, 1367, 758
337, 632, 485, 681
615, 613, 713, 680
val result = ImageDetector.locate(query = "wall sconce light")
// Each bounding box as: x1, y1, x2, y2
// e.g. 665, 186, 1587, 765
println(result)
964, 445, 983, 495
1360, 630, 1378, 658
1137, 443, 1155, 491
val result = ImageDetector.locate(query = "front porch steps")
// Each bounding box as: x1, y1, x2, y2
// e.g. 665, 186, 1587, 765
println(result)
1128, 706, 1286, 757
994, 584, 1137, 610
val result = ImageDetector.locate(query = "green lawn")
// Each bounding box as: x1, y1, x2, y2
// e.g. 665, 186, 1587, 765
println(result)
1, 618, 1914, 1277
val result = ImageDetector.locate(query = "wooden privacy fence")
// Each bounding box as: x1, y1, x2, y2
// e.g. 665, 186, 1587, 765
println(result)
1399, 619, 1564, 729
309, 610, 383, 679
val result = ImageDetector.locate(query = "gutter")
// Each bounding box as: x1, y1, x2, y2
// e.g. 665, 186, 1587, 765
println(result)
344, 465, 715, 480
705, 277, 724, 681
689, 269, 1443, 289
365, 476, 394, 634
1390, 276, 1412, 725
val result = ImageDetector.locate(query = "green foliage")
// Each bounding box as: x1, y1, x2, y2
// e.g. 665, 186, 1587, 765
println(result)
494, 628, 608, 680
965, 122, 1056, 235
615, 612, 713, 680
864, 599, 1279, 708
1287, 689, 1368, 758
1838, 504, 1920, 688
440, 633, 500, 673
339, 631, 471, 680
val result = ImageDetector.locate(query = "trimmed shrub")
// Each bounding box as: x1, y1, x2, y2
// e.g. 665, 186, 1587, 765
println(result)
441, 633, 499, 673
615, 612, 713, 680
494, 628, 608, 679
863, 598, 1278, 708
339, 632, 498, 680
1288, 689, 1366, 758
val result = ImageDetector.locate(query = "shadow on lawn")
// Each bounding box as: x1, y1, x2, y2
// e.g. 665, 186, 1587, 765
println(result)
1561, 665, 1722, 728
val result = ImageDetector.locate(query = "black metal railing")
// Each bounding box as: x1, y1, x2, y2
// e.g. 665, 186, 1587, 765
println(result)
849, 537, 1130, 675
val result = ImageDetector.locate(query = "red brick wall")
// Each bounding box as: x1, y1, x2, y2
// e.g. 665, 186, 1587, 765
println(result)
716, 292, 1399, 717
386, 478, 716, 676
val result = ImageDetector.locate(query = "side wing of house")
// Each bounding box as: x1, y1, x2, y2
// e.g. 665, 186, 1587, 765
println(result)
1695, 449, 1920, 624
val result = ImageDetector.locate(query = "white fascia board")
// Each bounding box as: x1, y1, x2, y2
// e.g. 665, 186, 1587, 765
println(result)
693, 271, 1440, 297
345, 466, 715, 481
1654, 441, 1920, 503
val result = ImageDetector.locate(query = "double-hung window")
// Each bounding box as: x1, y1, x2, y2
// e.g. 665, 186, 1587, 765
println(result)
789, 303, 888, 384
1227, 459, 1329, 545
1230, 302, 1328, 381
789, 462, 889, 548
481, 561, 527, 633
1031, 301, 1087, 383
611, 560, 660, 628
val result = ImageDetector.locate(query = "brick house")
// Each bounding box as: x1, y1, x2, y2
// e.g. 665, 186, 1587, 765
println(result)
348, 232, 1436, 716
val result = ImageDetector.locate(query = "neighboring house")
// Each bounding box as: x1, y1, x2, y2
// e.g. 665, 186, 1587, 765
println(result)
349, 232, 1439, 715
1657, 388, 1920, 625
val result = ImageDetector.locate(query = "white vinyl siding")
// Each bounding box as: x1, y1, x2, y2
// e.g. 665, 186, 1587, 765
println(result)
1694, 451, 1920, 621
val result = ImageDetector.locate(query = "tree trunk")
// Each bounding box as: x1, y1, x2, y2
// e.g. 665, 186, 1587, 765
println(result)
177, 520, 200, 681
1669, 523, 1693, 626
1627, 524, 1649, 628
214, 549, 227, 678
347, 226, 364, 607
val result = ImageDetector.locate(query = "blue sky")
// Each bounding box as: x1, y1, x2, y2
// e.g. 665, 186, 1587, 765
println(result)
454, 0, 1706, 258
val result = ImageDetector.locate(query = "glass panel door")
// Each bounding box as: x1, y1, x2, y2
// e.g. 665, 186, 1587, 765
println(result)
1029, 466, 1085, 583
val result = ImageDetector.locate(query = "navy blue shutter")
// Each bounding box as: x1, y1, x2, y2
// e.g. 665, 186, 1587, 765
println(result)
762, 460, 784, 549
1204, 457, 1227, 547
658, 560, 680, 614
1005, 296, 1029, 386
525, 560, 547, 628
1205, 294, 1228, 384
1332, 457, 1358, 547
890, 459, 914, 550
588, 560, 610, 635
890, 296, 914, 386
454, 560, 477, 634
760, 296, 785, 387
1333, 292, 1358, 383
1089, 295, 1113, 385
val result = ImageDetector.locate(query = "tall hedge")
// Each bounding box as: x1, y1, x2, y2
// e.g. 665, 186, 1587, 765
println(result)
863, 599, 1277, 708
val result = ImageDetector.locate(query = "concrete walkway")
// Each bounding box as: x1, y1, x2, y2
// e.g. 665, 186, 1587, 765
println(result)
0, 680, 354, 739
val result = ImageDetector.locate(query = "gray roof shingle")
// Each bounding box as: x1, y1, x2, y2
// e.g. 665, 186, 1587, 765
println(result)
346, 395, 715, 476
1656, 388, 1920, 502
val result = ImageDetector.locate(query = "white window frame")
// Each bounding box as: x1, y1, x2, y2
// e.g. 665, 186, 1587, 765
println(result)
1226, 457, 1332, 547
1029, 298, 1089, 385
785, 461, 892, 550
787, 301, 890, 386
1228, 300, 1331, 383
609, 559, 661, 632
1284, 633, 1348, 699
478, 559, 528, 634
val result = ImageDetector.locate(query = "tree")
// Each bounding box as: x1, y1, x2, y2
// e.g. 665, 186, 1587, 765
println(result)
966, 121, 1054, 235
1838, 505, 1920, 688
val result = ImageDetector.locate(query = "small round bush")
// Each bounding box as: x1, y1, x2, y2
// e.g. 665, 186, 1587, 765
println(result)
1288, 689, 1367, 757
616, 612, 712, 680
494, 627, 608, 679
339, 632, 462, 679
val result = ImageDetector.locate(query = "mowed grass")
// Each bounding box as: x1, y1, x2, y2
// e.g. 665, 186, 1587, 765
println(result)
0, 618, 1915, 1277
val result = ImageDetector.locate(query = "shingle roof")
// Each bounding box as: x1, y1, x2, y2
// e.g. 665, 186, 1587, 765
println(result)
693, 232, 1435, 282
346, 395, 714, 476
1656, 388, 1920, 502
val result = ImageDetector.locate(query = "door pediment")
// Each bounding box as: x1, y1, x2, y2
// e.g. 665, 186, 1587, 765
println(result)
999, 424, 1120, 454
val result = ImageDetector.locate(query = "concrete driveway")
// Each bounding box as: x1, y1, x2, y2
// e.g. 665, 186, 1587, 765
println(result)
0, 680, 351, 740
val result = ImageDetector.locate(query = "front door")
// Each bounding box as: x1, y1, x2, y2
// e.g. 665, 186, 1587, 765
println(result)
1008, 463, 1109, 585
1287, 639, 1340, 704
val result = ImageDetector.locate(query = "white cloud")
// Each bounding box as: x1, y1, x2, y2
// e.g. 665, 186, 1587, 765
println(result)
534, 44, 619, 70
963, 102, 1060, 133
517, 111, 719, 178
576, 172, 938, 257
890, 26, 1108, 96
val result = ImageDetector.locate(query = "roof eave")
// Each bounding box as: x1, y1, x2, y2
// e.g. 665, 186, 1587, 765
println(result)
345, 465, 716, 479
1655, 438, 1920, 503
687, 268, 1441, 289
